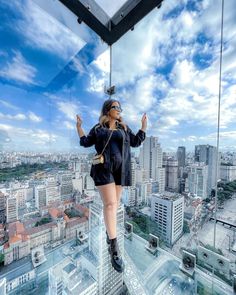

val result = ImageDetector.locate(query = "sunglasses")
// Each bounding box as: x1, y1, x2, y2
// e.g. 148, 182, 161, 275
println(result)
110, 105, 123, 112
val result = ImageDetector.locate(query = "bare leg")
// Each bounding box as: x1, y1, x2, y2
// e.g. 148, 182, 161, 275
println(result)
115, 185, 123, 210
97, 182, 117, 239
115, 185, 123, 234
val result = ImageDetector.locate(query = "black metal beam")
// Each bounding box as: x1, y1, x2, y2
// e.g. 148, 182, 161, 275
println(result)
58, 0, 164, 45
59, 0, 111, 42
110, 0, 163, 44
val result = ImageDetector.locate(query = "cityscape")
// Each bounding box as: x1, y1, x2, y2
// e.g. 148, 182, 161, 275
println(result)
0, 142, 236, 294
0, 0, 236, 294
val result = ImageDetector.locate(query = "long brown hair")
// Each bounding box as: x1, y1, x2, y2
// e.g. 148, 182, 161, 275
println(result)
99, 99, 127, 131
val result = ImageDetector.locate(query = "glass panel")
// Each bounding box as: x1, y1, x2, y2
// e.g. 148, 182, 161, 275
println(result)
95, 0, 129, 17
217, 0, 236, 293
0, 0, 235, 294
111, 0, 234, 294
0, 0, 89, 89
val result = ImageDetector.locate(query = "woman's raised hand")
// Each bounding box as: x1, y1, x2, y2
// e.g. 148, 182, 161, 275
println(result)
76, 114, 83, 129
141, 113, 147, 131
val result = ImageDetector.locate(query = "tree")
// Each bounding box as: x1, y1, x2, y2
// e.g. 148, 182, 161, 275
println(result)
0, 253, 4, 264
183, 220, 190, 233
125, 206, 131, 215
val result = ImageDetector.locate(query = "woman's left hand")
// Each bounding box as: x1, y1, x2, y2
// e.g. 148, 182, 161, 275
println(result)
141, 113, 147, 131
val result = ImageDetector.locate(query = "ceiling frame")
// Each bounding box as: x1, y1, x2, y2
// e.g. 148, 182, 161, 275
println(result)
59, 0, 164, 45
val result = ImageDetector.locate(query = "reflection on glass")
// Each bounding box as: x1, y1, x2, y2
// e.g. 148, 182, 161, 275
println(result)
95, 0, 129, 17
0, 0, 235, 294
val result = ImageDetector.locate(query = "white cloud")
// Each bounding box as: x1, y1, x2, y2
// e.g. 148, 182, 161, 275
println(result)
0, 110, 43, 123
16, 0, 85, 60
57, 101, 80, 121
0, 123, 57, 144
0, 51, 37, 84
200, 130, 236, 140
28, 111, 42, 122
31, 130, 57, 142
175, 130, 236, 145
0, 99, 19, 110
112, 75, 159, 130
1, 0, 235, 151
0, 112, 26, 121
64, 121, 74, 130
171, 60, 196, 87
0, 124, 12, 131
89, 72, 106, 93
88, 0, 236, 141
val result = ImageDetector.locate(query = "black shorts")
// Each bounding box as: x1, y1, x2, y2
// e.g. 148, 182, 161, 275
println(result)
94, 154, 122, 186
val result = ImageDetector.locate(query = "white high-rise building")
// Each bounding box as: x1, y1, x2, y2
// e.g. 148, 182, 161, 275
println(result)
89, 195, 124, 295
0, 191, 6, 223
122, 187, 136, 207
195, 145, 220, 196
139, 136, 165, 191
151, 144, 163, 180
14, 187, 27, 209
131, 157, 137, 186
85, 174, 95, 190
6, 196, 18, 223
156, 168, 165, 193
139, 136, 159, 178
35, 185, 47, 209
58, 173, 73, 201
72, 173, 83, 193
46, 176, 60, 205
151, 192, 184, 246
187, 163, 208, 199
136, 183, 148, 206
48, 257, 97, 295
220, 165, 236, 182
163, 158, 178, 192
136, 168, 149, 183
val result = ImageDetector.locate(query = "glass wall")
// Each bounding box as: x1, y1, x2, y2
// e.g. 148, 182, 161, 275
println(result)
111, 0, 236, 294
0, 0, 235, 294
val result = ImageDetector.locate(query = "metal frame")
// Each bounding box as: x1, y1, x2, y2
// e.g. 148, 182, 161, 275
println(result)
59, 0, 164, 45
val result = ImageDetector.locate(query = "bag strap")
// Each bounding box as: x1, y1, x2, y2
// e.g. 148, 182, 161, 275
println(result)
100, 129, 114, 155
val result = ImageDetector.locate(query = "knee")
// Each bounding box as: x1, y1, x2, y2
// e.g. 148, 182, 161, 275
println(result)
104, 201, 117, 210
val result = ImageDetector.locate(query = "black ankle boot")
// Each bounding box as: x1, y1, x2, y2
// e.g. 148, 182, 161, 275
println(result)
108, 237, 124, 273
106, 230, 110, 245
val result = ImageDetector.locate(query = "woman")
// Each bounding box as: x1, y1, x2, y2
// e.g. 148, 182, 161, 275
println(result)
76, 99, 147, 273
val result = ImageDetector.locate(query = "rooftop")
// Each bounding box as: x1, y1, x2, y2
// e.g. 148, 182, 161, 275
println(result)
152, 192, 184, 202
0, 231, 233, 294
124, 233, 194, 294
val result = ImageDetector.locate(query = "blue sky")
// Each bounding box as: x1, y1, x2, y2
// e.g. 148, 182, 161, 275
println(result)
0, 0, 235, 153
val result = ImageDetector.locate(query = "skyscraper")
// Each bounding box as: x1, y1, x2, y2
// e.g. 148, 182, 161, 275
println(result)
187, 163, 208, 199
195, 145, 219, 196
58, 173, 73, 201
163, 158, 178, 192
130, 157, 137, 187
6, 195, 18, 223
46, 176, 60, 205
35, 185, 47, 209
151, 192, 184, 246
0, 191, 6, 223
89, 195, 124, 295
177, 146, 186, 168
139, 136, 165, 192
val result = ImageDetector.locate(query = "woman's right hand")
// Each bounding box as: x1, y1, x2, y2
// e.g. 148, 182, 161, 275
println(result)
76, 114, 82, 129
